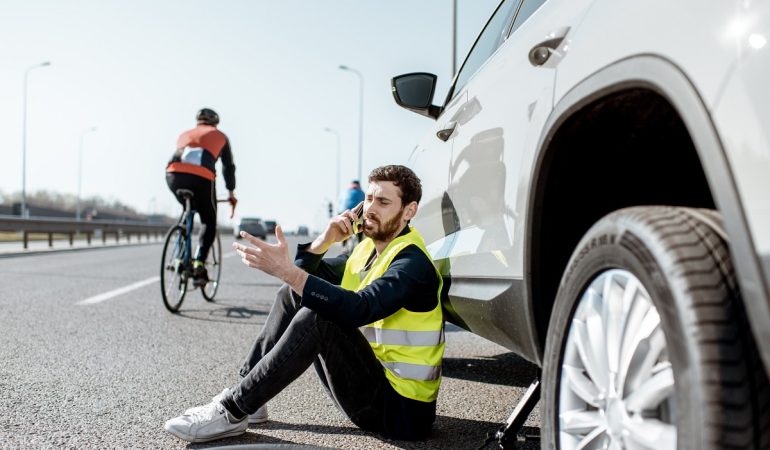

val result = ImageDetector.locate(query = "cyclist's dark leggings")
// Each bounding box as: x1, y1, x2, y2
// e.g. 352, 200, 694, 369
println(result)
166, 172, 217, 262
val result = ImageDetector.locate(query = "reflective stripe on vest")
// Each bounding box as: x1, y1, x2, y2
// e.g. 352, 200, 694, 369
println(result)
360, 326, 445, 347
380, 361, 441, 381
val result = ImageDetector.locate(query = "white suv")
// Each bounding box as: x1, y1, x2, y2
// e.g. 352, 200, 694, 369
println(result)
391, 0, 770, 448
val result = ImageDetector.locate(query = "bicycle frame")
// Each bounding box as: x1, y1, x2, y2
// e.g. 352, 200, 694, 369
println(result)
161, 189, 224, 312
177, 195, 195, 269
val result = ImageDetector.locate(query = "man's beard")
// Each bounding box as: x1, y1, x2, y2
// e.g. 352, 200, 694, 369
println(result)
363, 208, 405, 241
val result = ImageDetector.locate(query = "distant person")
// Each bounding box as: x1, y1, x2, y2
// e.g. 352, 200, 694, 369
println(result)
164, 165, 444, 444
341, 179, 365, 213
340, 180, 365, 249
166, 108, 237, 285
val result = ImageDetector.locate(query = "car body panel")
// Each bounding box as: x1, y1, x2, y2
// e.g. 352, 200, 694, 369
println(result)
712, 0, 770, 256
710, 0, 770, 369
527, 54, 770, 370
400, 0, 770, 372
554, 0, 739, 109
409, 0, 597, 363
409, 91, 466, 252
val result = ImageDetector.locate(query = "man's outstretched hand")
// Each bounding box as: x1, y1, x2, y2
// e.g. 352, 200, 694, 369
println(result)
233, 225, 308, 294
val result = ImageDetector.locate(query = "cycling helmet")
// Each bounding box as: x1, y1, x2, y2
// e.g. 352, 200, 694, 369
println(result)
196, 108, 220, 125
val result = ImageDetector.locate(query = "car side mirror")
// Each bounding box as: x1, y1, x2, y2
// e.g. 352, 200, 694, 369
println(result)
391, 73, 441, 119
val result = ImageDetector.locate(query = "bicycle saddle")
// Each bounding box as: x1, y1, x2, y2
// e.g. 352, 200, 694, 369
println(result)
175, 189, 194, 199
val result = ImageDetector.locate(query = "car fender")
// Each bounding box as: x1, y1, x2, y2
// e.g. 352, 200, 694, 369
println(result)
526, 55, 770, 367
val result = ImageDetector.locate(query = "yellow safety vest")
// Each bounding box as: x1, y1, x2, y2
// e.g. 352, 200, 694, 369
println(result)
341, 227, 444, 402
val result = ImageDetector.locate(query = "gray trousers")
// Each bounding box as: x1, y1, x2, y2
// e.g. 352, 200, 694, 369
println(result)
232, 284, 390, 432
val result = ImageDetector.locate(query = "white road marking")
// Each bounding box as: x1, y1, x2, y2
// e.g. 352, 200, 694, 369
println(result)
78, 253, 235, 305
77, 276, 160, 305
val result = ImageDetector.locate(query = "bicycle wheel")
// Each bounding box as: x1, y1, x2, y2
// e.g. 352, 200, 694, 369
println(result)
160, 226, 188, 312
201, 232, 222, 301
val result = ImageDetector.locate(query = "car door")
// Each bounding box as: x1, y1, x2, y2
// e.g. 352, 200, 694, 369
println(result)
433, 0, 597, 354
413, 0, 522, 273
444, 0, 595, 280
408, 90, 467, 252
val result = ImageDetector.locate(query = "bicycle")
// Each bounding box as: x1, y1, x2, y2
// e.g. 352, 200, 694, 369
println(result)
160, 189, 231, 313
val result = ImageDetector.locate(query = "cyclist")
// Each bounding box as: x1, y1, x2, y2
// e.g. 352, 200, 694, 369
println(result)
166, 108, 237, 285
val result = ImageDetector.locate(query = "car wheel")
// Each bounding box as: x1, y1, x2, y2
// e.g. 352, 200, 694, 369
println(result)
542, 206, 770, 450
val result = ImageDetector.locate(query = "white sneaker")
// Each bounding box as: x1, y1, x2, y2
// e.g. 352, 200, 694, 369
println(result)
184, 389, 229, 415
164, 401, 247, 443
184, 389, 269, 424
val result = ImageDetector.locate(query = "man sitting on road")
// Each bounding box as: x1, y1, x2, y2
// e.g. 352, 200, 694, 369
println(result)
164, 165, 444, 443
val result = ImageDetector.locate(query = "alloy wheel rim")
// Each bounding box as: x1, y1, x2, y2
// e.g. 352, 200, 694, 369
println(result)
558, 269, 676, 449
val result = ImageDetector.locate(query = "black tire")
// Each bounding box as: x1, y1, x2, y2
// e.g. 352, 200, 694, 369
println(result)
542, 206, 770, 450
160, 226, 188, 313
201, 232, 222, 302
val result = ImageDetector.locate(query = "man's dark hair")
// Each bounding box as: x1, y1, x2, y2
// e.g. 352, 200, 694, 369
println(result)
368, 165, 422, 205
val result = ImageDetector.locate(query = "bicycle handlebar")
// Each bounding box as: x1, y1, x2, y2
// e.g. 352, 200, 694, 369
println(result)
217, 198, 237, 218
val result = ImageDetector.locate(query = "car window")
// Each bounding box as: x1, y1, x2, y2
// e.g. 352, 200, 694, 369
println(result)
507, 0, 546, 35
449, 0, 520, 101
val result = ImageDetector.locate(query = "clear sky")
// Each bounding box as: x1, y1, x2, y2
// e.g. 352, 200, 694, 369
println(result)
0, 0, 499, 231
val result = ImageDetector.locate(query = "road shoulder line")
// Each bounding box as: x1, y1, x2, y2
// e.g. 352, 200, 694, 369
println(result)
77, 276, 159, 305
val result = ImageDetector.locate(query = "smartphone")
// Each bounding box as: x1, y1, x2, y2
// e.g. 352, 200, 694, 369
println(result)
351, 202, 364, 235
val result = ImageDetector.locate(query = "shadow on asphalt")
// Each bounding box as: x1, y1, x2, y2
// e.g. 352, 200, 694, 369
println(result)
204, 447, 332, 450
224, 281, 284, 288
442, 352, 538, 388
176, 305, 269, 325
433, 418, 541, 450
191, 421, 358, 449
199, 441, 333, 450
192, 418, 540, 450
199, 438, 333, 450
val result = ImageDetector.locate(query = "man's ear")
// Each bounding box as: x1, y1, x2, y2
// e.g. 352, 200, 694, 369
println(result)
403, 201, 418, 221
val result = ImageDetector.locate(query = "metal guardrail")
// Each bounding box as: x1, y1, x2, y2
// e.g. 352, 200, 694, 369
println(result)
0, 215, 172, 249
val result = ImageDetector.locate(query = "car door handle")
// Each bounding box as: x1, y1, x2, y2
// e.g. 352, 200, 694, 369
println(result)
436, 121, 457, 141
528, 27, 570, 67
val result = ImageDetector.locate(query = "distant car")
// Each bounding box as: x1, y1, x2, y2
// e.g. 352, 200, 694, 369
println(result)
234, 217, 267, 240
264, 220, 277, 234
296, 225, 309, 237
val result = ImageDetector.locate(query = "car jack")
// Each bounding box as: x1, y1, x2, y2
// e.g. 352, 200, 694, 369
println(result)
479, 377, 541, 449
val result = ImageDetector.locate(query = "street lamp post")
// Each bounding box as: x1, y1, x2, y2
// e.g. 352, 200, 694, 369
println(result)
338, 65, 364, 182
21, 61, 51, 218
451, 0, 458, 76
76, 127, 97, 220
323, 127, 341, 213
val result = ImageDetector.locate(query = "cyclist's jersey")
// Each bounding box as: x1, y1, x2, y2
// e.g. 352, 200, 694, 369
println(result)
167, 124, 236, 190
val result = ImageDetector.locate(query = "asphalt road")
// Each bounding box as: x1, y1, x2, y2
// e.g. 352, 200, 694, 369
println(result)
0, 235, 541, 449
